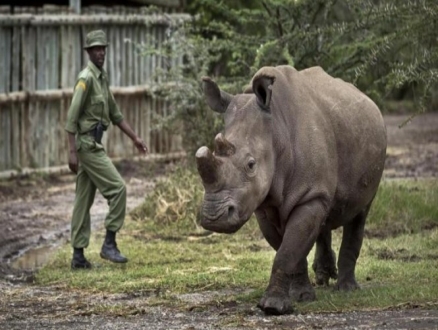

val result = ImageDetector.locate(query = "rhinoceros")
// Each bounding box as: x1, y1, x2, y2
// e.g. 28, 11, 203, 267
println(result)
195, 65, 387, 315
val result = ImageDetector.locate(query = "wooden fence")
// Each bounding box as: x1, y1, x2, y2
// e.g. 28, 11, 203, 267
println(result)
0, 14, 191, 174
0, 1, 184, 15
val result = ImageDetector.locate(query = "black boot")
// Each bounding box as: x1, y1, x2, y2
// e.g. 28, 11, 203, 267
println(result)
71, 248, 92, 270
100, 230, 128, 263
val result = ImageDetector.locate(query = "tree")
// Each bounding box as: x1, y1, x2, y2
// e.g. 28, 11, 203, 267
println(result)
143, 0, 437, 155
186, 0, 438, 112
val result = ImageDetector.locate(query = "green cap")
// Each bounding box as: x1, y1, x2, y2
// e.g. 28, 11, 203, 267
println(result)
84, 30, 108, 49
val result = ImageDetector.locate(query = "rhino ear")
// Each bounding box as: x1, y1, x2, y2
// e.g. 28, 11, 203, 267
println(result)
243, 84, 253, 94
252, 75, 275, 111
202, 77, 233, 113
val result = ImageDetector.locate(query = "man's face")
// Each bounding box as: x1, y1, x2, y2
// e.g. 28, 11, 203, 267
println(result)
87, 46, 106, 68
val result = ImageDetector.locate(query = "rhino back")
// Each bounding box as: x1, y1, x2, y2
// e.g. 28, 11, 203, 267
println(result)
257, 66, 386, 224
304, 67, 386, 224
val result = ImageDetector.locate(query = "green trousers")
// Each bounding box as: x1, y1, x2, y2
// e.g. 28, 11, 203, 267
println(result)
70, 135, 126, 248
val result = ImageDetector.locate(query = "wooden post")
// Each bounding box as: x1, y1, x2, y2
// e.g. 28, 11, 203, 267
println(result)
69, 0, 81, 14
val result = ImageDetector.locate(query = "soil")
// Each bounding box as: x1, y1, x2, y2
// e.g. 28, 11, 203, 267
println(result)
0, 113, 437, 329
384, 113, 438, 178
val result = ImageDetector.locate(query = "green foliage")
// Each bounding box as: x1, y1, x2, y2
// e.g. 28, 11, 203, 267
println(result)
139, 21, 225, 158
141, 1, 437, 154
186, 0, 438, 112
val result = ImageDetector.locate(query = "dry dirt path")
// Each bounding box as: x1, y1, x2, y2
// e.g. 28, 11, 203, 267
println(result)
384, 113, 438, 178
0, 113, 437, 329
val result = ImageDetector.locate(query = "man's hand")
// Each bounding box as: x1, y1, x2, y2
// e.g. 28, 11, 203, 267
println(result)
68, 150, 79, 174
116, 120, 148, 154
134, 137, 148, 154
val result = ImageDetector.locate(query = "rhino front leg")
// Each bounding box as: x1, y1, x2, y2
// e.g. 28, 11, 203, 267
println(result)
290, 258, 316, 302
336, 202, 371, 291
312, 228, 337, 286
255, 208, 282, 251
258, 199, 328, 315
256, 209, 316, 303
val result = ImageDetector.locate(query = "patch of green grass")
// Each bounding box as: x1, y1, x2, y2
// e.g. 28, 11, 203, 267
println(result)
37, 171, 438, 314
37, 220, 272, 294
367, 178, 438, 237
300, 227, 438, 312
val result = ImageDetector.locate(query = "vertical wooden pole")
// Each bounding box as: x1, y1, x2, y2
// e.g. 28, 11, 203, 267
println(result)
11, 27, 20, 92
69, 0, 81, 14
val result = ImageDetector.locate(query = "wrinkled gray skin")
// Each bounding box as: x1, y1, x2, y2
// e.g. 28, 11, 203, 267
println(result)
196, 66, 387, 315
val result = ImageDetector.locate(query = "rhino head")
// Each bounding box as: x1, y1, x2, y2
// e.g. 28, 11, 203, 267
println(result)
196, 75, 276, 234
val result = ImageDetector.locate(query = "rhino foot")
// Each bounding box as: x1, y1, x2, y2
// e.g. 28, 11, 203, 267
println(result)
312, 250, 338, 286
291, 289, 316, 302
314, 267, 338, 286
335, 278, 360, 291
290, 285, 316, 302
257, 292, 293, 315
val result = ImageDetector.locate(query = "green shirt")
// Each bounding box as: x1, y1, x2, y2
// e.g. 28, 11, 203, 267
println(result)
65, 61, 124, 135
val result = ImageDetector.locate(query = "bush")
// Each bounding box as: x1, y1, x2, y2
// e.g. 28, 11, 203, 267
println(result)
141, 1, 438, 157
139, 21, 226, 160
187, 0, 438, 113
130, 166, 204, 230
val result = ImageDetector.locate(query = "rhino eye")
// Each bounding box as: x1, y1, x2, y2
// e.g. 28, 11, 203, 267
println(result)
247, 159, 256, 171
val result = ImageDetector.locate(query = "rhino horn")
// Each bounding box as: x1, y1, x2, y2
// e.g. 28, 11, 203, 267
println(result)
214, 133, 236, 156
196, 146, 222, 184
202, 77, 233, 113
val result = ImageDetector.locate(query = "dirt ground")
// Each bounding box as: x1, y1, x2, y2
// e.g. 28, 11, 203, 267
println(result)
0, 113, 437, 329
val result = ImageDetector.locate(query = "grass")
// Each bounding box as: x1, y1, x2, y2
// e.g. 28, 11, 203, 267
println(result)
36, 169, 438, 314
367, 178, 438, 237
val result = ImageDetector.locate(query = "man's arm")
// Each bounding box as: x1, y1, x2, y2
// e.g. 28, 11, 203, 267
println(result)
108, 88, 148, 154
68, 132, 79, 174
65, 78, 88, 174
117, 119, 148, 154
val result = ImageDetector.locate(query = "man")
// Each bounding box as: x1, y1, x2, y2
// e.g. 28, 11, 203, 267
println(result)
65, 30, 148, 270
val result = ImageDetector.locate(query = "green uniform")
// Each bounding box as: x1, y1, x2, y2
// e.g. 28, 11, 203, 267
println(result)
65, 61, 126, 248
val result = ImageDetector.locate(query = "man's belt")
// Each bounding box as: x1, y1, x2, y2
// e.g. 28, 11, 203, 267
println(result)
87, 122, 106, 144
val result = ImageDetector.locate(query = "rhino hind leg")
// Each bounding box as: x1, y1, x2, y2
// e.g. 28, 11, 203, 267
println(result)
312, 229, 338, 286
290, 258, 316, 302
335, 202, 372, 291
